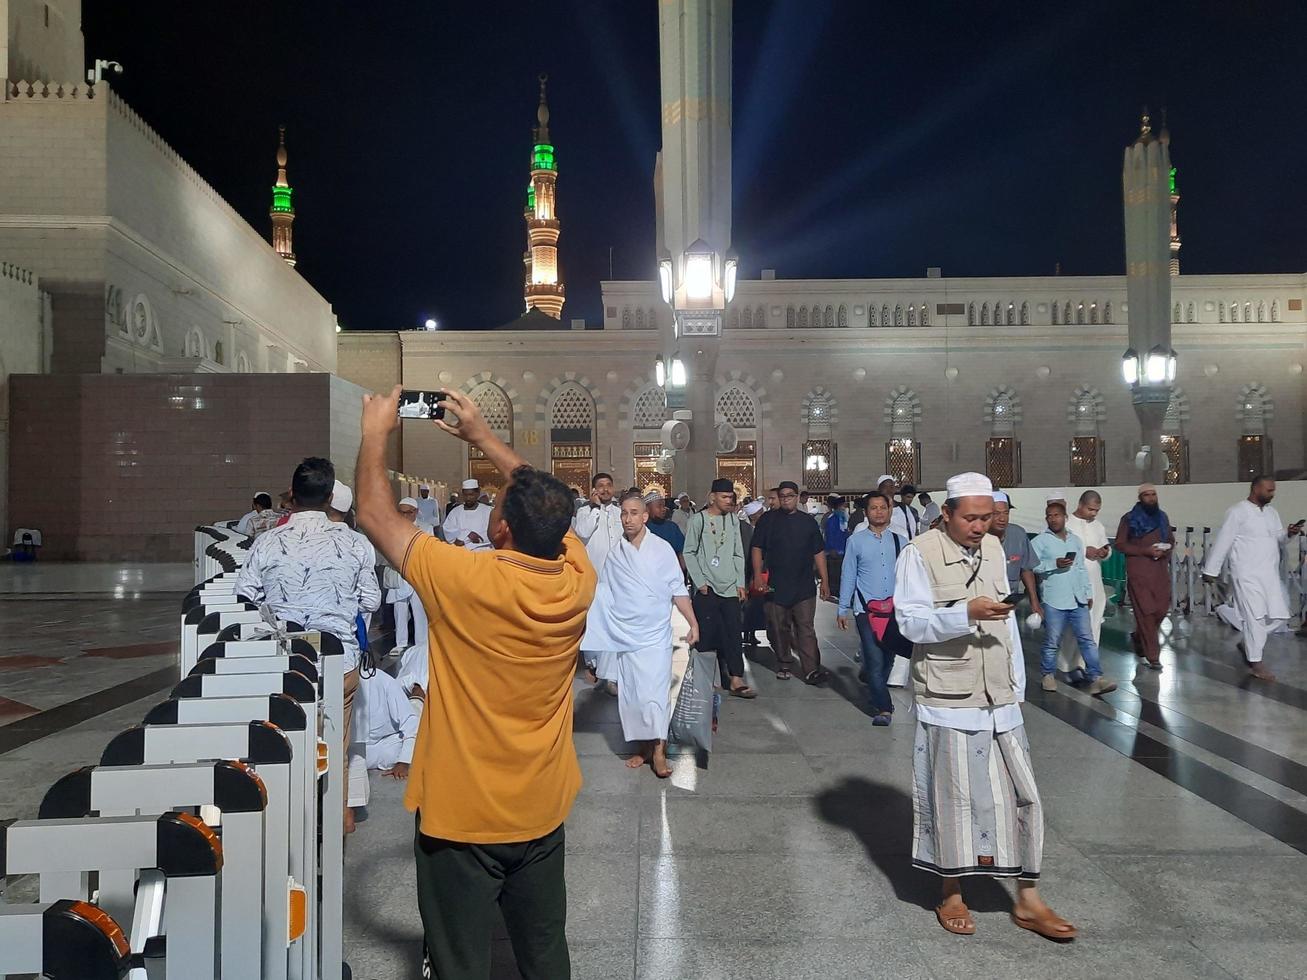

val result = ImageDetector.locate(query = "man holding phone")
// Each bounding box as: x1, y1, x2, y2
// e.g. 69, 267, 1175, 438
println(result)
894, 472, 1074, 941
1032, 501, 1115, 695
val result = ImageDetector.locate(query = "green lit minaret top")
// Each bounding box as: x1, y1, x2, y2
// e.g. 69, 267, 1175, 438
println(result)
532, 73, 554, 170
270, 125, 296, 266
1169, 166, 1177, 197
272, 125, 294, 212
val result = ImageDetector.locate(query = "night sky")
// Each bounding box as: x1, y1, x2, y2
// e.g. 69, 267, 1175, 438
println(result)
84, 1, 1306, 332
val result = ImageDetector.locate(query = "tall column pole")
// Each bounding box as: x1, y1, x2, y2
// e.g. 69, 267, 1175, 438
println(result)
1122, 111, 1173, 485
655, 0, 733, 498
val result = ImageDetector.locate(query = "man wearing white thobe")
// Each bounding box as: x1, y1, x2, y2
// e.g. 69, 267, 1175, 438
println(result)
1059, 490, 1111, 677
442, 478, 494, 551
415, 484, 441, 528
386, 497, 435, 661
1203, 476, 1303, 681
581, 492, 699, 778
573, 472, 624, 682
346, 668, 419, 813
891, 484, 922, 540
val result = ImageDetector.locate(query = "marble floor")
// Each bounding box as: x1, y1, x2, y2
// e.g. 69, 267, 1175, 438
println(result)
3, 566, 1307, 978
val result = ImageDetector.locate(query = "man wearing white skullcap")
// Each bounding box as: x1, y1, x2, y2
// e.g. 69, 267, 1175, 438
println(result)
415, 483, 442, 528
893, 471, 1075, 941
388, 496, 437, 703
442, 478, 494, 551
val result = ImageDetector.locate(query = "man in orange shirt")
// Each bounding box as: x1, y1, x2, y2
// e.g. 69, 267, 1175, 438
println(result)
355, 385, 596, 980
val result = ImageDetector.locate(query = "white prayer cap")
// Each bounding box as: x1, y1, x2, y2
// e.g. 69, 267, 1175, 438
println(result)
992, 491, 1010, 505
419, 483, 430, 490
677, 492, 690, 500
461, 479, 480, 491
398, 496, 418, 509
875, 474, 894, 486
330, 481, 353, 513
944, 472, 993, 500
1045, 490, 1068, 503
743, 500, 765, 517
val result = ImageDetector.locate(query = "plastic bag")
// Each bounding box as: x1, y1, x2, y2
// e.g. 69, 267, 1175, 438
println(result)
668, 647, 716, 753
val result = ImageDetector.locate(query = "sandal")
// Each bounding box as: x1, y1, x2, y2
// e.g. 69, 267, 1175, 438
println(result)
872, 712, 892, 727
728, 686, 757, 699
776, 669, 793, 680
935, 902, 976, 935
803, 668, 830, 685
1011, 908, 1077, 942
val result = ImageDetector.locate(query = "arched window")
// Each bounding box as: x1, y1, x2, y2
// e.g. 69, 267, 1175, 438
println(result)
1063, 301, 1072, 324
740, 306, 752, 328
980, 303, 990, 326
837, 304, 848, 327
213, 340, 224, 365
1104, 302, 1112, 324
716, 383, 758, 429
798, 306, 809, 329
469, 381, 513, 439
1186, 302, 1196, 323
1245, 302, 1253, 322
635, 308, 645, 330
1007, 303, 1015, 326
907, 304, 917, 326
1077, 302, 1086, 325
1089, 303, 1098, 325
824, 305, 834, 327
1257, 301, 1267, 323
1271, 300, 1280, 322
868, 305, 877, 327
1235, 383, 1274, 481
920, 303, 929, 326
881, 305, 891, 326
894, 304, 904, 326
786, 306, 796, 329
621, 307, 632, 329
755, 305, 764, 326
548, 382, 595, 494
1231, 302, 1240, 323
1161, 388, 1190, 483
185, 327, 205, 359
234, 350, 251, 374
631, 385, 668, 429
1020, 301, 1030, 325
968, 302, 976, 326
1051, 302, 1059, 325
648, 308, 658, 329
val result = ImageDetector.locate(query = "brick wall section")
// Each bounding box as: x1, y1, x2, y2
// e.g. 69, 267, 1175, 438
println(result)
6, 373, 364, 560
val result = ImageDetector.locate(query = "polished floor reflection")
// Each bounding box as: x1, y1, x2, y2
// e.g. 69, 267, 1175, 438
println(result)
3, 565, 1307, 978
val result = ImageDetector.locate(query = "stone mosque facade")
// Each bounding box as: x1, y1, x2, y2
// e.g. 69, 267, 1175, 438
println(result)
338, 92, 1307, 500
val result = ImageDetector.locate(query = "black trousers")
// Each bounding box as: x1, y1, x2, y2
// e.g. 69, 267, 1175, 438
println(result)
414, 816, 569, 980
692, 589, 744, 685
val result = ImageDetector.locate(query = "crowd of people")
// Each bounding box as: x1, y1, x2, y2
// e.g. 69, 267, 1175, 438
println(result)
227, 383, 1302, 975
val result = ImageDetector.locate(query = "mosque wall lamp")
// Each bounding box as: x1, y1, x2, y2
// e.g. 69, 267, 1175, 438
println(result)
1121, 346, 1176, 387
658, 243, 739, 309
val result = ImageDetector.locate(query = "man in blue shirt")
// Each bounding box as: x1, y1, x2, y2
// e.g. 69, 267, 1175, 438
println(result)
1032, 501, 1116, 696
823, 496, 850, 596
836, 494, 905, 724
645, 493, 685, 555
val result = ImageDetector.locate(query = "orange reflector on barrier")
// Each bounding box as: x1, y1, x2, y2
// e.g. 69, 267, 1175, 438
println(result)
288, 881, 307, 943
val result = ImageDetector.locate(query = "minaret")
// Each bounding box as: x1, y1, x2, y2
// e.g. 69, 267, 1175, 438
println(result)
270, 125, 296, 267
1122, 108, 1174, 485
523, 75, 564, 318
1160, 114, 1180, 276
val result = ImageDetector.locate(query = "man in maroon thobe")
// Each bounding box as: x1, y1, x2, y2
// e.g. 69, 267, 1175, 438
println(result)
1113, 484, 1173, 669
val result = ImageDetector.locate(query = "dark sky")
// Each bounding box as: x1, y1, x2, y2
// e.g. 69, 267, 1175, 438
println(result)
84, 1, 1307, 332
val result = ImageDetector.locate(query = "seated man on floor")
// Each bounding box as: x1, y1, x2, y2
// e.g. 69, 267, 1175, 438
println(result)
347, 667, 418, 821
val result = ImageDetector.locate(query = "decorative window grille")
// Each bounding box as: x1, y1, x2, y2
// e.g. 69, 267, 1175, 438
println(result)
885, 438, 920, 485
786, 306, 796, 328
837, 304, 848, 326
980, 303, 990, 326
798, 306, 809, 329
1069, 436, 1105, 486
1020, 301, 1030, 325
824, 305, 834, 327
803, 439, 835, 492
470, 383, 513, 435
716, 385, 757, 428
985, 437, 1021, 487
1161, 435, 1189, 485
632, 386, 667, 429
550, 385, 594, 430
894, 305, 903, 326
1237, 435, 1272, 482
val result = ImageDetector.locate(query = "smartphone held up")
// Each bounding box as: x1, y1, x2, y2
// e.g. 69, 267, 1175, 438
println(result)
398, 390, 447, 421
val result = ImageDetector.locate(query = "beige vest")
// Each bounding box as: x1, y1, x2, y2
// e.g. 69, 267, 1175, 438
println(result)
909, 528, 1017, 709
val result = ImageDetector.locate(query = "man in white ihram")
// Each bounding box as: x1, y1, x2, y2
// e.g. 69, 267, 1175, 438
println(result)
573, 472, 624, 684
346, 668, 418, 823
895, 472, 1075, 941
415, 483, 441, 528
1203, 475, 1304, 682
581, 491, 699, 778
442, 478, 493, 551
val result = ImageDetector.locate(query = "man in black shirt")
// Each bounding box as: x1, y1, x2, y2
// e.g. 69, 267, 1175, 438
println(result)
750, 480, 831, 683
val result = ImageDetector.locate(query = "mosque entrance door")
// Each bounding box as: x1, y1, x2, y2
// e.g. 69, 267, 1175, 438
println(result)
633, 442, 668, 497
468, 447, 505, 500
551, 442, 593, 499
716, 440, 756, 500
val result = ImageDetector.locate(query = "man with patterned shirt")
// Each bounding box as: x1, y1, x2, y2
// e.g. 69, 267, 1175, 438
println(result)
236, 456, 381, 833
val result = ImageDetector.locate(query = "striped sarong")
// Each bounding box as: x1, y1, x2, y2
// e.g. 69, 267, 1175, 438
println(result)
911, 721, 1043, 879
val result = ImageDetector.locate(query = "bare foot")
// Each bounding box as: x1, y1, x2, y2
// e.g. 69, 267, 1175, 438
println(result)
625, 753, 647, 769
343, 808, 356, 835
584, 666, 598, 684
1249, 662, 1276, 682
651, 743, 672, 779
